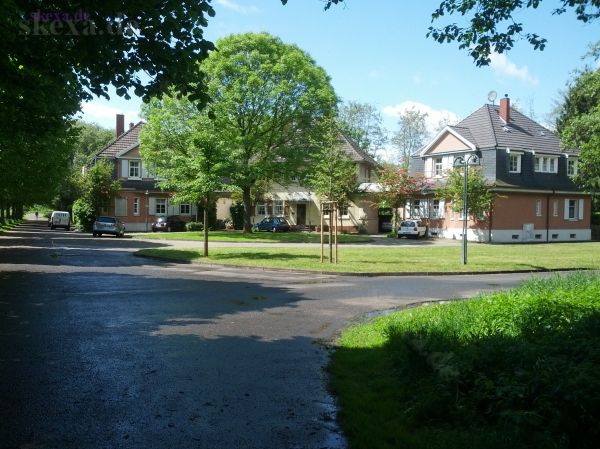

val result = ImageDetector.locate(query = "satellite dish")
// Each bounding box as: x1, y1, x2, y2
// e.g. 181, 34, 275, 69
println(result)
487, 90, 498, 104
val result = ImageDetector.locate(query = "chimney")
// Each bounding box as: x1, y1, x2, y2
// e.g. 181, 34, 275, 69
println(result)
499, 94, 510, 123
116, 113, 125, 138
129, 122, 134, 130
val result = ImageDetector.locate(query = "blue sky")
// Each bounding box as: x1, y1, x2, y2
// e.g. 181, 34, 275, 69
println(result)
80, 0, 599, 141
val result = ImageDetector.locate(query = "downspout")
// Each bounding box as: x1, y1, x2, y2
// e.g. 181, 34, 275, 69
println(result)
546, 191, 553, 242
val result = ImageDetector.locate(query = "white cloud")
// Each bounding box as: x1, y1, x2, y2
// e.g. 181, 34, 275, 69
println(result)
216, 0, 259, 14
80, 102, 141, 128
489, 52, 539, 86
382, 100, 460, 135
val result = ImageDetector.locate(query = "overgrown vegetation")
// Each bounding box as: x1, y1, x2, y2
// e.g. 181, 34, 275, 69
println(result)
330, 273, 600, 449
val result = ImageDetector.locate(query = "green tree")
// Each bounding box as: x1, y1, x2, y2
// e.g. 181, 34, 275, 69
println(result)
140, 92, 226, 257
557, 68, 600, 199
201, 32, 338, 232
338, 101, 388, 159
378, 165, 431, 233
436, 167, 493, 218
392, 108, 429, 168
74, 160, 121, 231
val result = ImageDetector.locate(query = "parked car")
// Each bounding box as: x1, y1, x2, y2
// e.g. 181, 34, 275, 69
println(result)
92, 216, 125, 238
49, 211, 70, 230
253, 216, 291, 232
151, 216, 186, 232
397, 220, 427, 239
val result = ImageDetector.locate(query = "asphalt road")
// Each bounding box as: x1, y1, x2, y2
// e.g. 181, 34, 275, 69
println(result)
0, 222, 546, 449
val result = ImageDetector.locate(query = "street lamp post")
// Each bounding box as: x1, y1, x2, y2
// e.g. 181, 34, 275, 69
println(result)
453, 153, 480, 265
145, 190, 149, 232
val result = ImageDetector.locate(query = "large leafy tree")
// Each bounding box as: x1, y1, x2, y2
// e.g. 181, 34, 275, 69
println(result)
557, 68, 600, 197
140, 92, 227, 257
338, 101, 388, 159
378, 166, 430, 232
392, 108, 430, 168
201, 32, 338, 232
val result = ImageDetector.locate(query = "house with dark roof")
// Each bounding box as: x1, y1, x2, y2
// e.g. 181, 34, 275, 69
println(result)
408, 95, 591, 243
92, 114, 198, 231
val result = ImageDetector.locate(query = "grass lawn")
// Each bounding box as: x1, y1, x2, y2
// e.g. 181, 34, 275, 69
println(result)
329, 273, 600, 449
136, 242, 600, 273
133, 230, 372, 244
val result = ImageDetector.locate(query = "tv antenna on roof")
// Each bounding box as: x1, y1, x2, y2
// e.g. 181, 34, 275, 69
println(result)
487, 90, 497, 105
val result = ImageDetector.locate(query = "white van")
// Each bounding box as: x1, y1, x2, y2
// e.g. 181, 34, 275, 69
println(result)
50, 211, 70, 230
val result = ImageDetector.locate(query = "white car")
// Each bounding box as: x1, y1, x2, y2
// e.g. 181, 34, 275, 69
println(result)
397, 220, 427, 239
49, 211, 70, 230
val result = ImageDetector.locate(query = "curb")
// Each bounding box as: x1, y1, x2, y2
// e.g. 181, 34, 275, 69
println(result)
132, 252, 593, 277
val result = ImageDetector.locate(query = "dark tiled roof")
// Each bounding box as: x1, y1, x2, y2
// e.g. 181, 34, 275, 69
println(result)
96, 122, 145, 158
455, 104, 570, 154
120, 180, 161, 191
339, 134, 378, 165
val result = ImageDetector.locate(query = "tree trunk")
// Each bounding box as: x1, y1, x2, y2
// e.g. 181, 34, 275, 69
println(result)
203, 196, 209, 257
15, 203, 24, 219
242, 187, 253, 233
0, 199, 4, 221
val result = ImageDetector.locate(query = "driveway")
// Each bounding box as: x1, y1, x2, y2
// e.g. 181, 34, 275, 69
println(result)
0, 222, 546, 449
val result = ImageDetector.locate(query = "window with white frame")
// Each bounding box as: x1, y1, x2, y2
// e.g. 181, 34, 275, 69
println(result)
339, 205, 349, 217
535, 199, 542, 217
553, 200, 558, 217
256, 203, 266, 215
432, 199, 441, 218
567, 159, 578, 177
180, 204, 191, 215
274, 200, 284, 216
509, 153, 521, 173
133, 197, 140, 215
155, 198, 166, 215
564, 198, 584, 220
412, 199, 421, 218
128, 160, 140, 178
534, 155, 558, 173
434, 158, 443, 176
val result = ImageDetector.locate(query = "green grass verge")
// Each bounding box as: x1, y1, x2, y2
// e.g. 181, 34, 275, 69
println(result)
132, 230, 371, 244
136, 242, 600, 273
329, 273, 600, 449
0, 219, 23, 232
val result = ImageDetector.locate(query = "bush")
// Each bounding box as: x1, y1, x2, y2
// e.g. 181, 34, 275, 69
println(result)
185, 221, 203, 232
230, 202, 244, 230
592, 212, 600, 225
72, 198, 95, 232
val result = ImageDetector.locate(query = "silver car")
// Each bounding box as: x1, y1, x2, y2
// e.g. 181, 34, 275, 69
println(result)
397, 220, 427, 239
92, 216, 125, 238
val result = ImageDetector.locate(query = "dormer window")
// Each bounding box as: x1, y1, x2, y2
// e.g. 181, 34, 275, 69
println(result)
128, 160, 140, 178
567, 159, 578, 177
534, 155, 558, 174
509, 153, 521, 173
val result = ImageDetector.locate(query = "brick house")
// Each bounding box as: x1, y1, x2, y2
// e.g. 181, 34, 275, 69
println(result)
91, 114, 198, 231
408, 96, 591, 243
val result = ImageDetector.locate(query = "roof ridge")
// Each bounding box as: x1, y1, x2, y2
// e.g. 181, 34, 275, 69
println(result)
94, 120, 145, 158
340, 132, 378, 165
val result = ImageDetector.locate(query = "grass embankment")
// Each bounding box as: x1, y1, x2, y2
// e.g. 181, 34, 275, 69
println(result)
133, 230, 371, 244
330, 273, 600, 449
136, 242, 600, 273
0, 219, 23, 232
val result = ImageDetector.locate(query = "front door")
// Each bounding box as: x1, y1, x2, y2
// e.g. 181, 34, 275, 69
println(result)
296, 204, 306, 225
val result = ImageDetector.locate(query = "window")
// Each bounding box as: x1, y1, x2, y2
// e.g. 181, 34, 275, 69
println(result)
155, 198, 166, 215
128, 160, 140, 178
133, 197, 140, 216
180, 204, 191, 215
563, 198, 584, 221
339, 205, 349, 217
534, 156, 558, 173
509, 154, 521, 173
434, 158, 443, 176
256, 203, 266, 215
567, 159, 578, 177
274, 200, 284, 216
432, 199, 440, 218
535, 199, 542, 217
553, 200, 558, 217
412, 199, 421, 218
